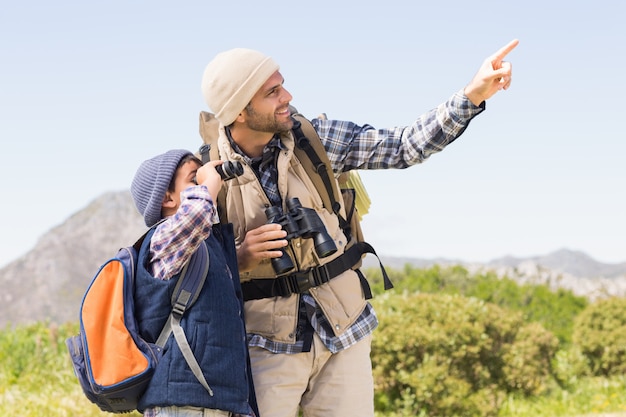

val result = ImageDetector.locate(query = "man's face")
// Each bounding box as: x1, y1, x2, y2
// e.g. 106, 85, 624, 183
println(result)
244, 71, 293, 133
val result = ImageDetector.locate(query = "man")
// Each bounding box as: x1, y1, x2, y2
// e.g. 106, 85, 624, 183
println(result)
200, 39, 518, 417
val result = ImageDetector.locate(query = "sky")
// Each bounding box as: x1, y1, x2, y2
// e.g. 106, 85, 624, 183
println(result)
1, 1, 625, 269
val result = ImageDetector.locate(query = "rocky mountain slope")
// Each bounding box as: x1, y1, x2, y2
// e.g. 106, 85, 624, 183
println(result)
1, 190, 625, 328
0, 191, 146, 328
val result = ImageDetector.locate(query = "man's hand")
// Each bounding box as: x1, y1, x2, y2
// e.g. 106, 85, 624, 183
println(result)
237, 223, 288, 272
464, 39, 519, 106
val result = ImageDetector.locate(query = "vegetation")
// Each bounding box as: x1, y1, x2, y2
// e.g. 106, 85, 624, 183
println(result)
573, 296, 626, 377
367, 264, 588, 344
1, 264, 625, 417
372, 292, 558, 416
365, 264, 625, 416
0, 321, 141, 417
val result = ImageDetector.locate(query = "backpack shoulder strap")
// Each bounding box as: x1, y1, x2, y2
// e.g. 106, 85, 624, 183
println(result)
289, 107, 344, 218
198, 112, 230, 222
289, 107, 352, 239
155, 241, 214, 396
198, 111, 221, 161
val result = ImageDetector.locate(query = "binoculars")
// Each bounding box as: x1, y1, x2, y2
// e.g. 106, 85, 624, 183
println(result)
198, 144, 243, 181
215, 160, 243, 181
265, 197, 337, 275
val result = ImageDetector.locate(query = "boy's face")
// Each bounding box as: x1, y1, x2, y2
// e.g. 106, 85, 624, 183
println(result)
168, 160, 202, 209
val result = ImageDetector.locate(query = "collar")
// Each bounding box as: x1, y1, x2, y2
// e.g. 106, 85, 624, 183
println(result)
225, 127, 286, 165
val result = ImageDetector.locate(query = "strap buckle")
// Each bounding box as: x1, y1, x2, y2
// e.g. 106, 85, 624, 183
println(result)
292, 264, 330, 293
172, 290, 192, 319
294, 272, 313, 293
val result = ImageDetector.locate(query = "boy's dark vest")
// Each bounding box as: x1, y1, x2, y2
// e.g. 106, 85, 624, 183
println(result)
133, 224, 257, 416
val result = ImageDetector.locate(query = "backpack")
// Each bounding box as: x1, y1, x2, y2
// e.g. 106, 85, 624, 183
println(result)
198, 109, 393, 294
66, 228, 212, 413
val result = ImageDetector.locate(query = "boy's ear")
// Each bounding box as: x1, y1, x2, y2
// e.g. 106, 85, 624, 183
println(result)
162, 191, 176, 209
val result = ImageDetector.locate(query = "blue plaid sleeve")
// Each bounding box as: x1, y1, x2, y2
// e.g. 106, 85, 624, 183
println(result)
311, 89, 485, 173
148, 185, 219, 280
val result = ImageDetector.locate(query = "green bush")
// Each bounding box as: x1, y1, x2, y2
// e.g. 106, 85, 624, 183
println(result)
366, 264, 587, 345
371, 292, 559, 417
501, 322, 559, 394
573, 296, 626, 377
550, 344, 591, 389
468, 274, 587, 345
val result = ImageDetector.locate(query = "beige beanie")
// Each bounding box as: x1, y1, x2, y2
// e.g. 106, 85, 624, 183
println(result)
201, 48, 280, 126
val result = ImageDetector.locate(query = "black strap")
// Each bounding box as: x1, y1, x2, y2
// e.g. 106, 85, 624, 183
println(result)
291, 118, 350, 234
355, 269, 373, 300
241, 242, 392, 301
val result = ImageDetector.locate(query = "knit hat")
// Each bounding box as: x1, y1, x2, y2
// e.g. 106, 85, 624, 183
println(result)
130, 149, 192, 227
201, 48, 279, 126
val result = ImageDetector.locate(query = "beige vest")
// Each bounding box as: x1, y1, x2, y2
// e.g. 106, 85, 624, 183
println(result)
216, 126, 367, 343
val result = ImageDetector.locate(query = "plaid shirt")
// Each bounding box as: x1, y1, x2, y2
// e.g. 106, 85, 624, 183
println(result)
240, 89, 484, 354
148, 185, 219, 280
249, 136, 285, 207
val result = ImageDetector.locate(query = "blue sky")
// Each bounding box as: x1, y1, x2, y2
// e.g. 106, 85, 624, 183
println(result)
1, 1, 624, 268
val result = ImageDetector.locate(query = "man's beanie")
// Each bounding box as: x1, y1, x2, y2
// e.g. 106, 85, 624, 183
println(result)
201, 48, 279, 126
130, 149, 192, 227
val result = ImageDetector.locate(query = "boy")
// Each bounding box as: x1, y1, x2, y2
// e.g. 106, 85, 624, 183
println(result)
130, 149, 256, 417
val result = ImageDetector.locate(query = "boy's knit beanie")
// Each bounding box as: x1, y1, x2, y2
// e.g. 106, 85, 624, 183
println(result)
201, 48, 279, 126
130, 149, 192, 227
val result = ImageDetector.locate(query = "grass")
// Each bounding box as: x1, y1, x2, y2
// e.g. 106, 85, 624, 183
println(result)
0, 321, 140, 417
498, 377, 626, 417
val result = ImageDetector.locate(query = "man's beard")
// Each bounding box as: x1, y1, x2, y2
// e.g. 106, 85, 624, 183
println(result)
245, 105, 293, 133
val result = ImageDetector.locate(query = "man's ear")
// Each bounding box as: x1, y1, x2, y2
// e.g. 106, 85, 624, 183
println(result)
234, 108, 247, 124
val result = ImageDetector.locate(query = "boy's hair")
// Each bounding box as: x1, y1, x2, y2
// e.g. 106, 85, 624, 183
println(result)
131, 149, 193, 227
167, 154, 203, 192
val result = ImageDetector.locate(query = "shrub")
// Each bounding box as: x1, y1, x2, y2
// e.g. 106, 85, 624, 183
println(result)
366, 264, 587, 345
572, 296, 626, 376
551, 344, 591, 388
501, 322, 559, 394
371, 292, 559, 417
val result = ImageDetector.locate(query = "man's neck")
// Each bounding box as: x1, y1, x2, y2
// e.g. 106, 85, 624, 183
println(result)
228, 125, 274, 158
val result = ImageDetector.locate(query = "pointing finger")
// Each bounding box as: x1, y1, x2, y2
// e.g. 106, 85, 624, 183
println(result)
493, 39, 519, 62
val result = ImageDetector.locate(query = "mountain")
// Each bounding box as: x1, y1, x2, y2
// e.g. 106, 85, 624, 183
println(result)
488, 249, 626, 279
363, 250, 626, 300
0, 191, 146, 329
1, 190, 625, 328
